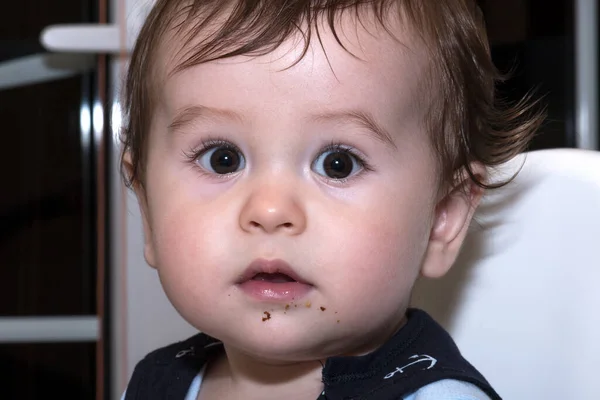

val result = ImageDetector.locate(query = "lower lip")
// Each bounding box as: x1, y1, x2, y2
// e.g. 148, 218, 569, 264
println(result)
238, 280, 313, 301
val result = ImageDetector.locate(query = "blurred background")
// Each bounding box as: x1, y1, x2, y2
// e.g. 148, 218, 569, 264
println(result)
0, 0, 597, 399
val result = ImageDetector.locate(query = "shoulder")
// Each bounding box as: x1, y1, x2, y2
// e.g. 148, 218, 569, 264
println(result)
134, 332, 215, 366
127, 332, 207, 385
124, 333, 219, 400
403, 379, 494, 400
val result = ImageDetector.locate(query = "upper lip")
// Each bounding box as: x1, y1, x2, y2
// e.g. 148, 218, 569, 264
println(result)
237, 258, 310, 285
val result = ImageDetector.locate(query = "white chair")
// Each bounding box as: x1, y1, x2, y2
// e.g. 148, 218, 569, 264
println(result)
411, 149, 600, 400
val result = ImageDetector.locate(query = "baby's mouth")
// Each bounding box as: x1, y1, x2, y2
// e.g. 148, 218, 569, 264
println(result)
237, 259, 313, 301
237, 258, 310, 285
251, 272, 297, 283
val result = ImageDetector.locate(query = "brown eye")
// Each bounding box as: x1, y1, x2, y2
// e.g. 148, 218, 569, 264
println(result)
313, 148, 362, 180
197, 145, 245, 174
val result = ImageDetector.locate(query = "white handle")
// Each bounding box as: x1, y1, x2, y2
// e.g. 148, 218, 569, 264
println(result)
40, 24, 123, 53
39, 0, 157, 54
0, 316, 99, 343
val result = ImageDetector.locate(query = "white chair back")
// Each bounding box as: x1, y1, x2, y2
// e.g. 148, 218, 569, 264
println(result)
412, 149, 600, 400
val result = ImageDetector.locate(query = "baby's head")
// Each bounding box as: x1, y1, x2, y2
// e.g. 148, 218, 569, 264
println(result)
121, 0, 541, 361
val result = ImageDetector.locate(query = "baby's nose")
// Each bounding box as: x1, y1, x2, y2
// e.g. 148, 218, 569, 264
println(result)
238, 184, 306, 235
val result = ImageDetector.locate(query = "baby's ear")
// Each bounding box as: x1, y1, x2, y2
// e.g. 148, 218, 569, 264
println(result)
122, 151, 158, 269
420, 163, 486, 279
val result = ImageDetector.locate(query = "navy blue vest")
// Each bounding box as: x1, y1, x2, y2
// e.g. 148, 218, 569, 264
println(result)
124, 309, 501, 399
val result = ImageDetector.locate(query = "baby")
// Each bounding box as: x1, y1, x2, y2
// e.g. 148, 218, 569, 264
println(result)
120, 1, 542, 399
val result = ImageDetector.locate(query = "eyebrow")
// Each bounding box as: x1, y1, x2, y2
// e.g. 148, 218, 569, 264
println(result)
169, 105, 397, 149
168, 105, 244, 133
311, 109, 397, 149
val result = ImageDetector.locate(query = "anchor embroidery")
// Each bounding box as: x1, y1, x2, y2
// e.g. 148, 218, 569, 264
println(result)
175, 347, 195, 358
384, 354, 437, 379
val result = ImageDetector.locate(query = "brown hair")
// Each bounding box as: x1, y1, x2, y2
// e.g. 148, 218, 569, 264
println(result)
121, 0, 544, 191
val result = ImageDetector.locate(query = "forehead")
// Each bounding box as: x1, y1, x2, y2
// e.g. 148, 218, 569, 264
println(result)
154, 9, 430, 129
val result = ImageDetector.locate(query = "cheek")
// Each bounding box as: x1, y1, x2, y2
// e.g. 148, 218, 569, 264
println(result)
321, 187, 434, 307
144, 157, 238, 279
153, 201, 209, 262
148, 194, 237, 311
342, 216, 427, 284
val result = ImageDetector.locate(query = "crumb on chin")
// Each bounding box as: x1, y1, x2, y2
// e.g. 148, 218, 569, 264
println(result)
262, 311, 271, 322
320, 306, 326, 311
305, 301, 312, 308
285, 304, 290, 310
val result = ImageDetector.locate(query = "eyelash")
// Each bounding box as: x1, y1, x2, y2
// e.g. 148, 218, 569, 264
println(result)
183, 137, 237, 159
314, 141, 374, 183
182, 137, 241, 178
182, 138, 374, 181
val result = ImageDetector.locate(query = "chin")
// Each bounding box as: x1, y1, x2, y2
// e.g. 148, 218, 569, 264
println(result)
214, 324, 340, 362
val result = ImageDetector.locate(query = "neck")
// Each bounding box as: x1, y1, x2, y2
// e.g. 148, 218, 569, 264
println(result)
202, 314, 409, 399
205, 347, 324, 400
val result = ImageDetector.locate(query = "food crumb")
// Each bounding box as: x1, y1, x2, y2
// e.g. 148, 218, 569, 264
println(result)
320, 306, 326, 311
285, 304, 290, 311
305, 301, 312, 308
262, 311, 271, 322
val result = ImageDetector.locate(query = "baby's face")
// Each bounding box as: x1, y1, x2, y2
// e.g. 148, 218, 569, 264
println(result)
139, 18, 441, 361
